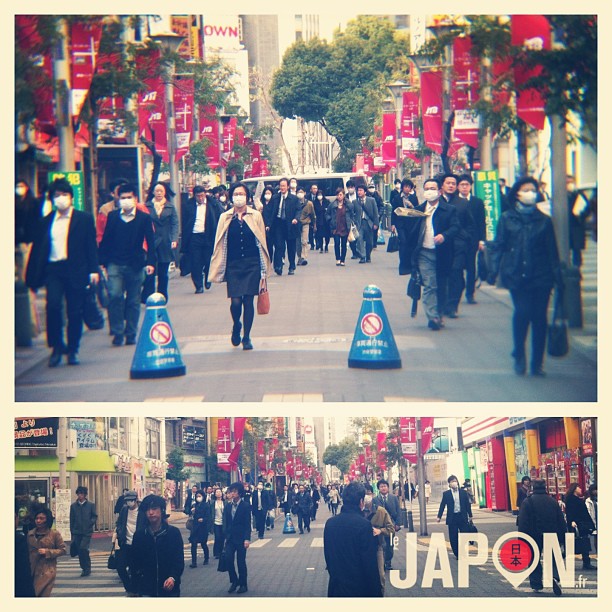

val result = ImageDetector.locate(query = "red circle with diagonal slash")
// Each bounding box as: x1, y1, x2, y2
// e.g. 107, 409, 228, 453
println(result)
150, 322, 173, 346
361, 313, 383, 337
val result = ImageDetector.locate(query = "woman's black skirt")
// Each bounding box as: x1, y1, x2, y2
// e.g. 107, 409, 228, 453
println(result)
226, 256, 261, 298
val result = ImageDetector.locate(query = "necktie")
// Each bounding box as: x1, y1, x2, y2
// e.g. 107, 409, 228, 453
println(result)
281, 196, 286, 219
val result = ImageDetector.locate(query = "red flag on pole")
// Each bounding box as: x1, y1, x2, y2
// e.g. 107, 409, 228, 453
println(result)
217, 418, 231, 472
257, 440, 266, 471
400, 417, 418, 464
452, 36, 480, 148
136, 50, 167, 161
401, 91, 421, 161
228, 417, 247, 469
420, 417, 435, 454
199, 104, 220, 168
421, 71, 444, 153
70, 20, 103, 120
381, 112, 397, 165
377, 432, 387, 470
174, 77, 194, 161
511, 15, 551, 130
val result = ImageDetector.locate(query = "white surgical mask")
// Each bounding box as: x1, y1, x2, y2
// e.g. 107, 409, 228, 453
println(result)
290, 183, 297, 190
119, 197, 135, 210
347, 188, 355, 195
317, 195, 324, 201
517, 191, 537, 206
264, 193, 272, 201
196, 496, 203, 502
368, 187, 375, 192
233, 195, 247, 207
54, 195, 71, 211
126, 500, 137, 509
423, 189, 439, 203
298, 193, 305, 200
219, 195, 227, 203
16, 186, 27, 197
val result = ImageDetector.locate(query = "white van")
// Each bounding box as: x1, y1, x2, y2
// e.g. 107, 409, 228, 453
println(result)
242, 173, 368, 203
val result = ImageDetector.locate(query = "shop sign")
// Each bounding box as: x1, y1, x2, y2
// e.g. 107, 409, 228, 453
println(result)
15, 417, 59, 448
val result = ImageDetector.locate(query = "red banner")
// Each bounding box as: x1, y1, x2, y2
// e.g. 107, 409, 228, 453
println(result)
251, 141, 261, 176
358, 453, 366, 476
492, 58, 512, 112
222, 116, 237, 164
452, 36, 480, 148
295, 456, 303, 478
421, 71, 443, 153
286, 451, 294, 478
377, 432, 387, 470
137, 51, 167, 161
70, 20, 103, 120
401, 91, 420, 161
217, 418, 231, 472
257, 440, 266, 470
174, 77, 194, 161
259, 159, 270, 176
199, 104, 220, 168
400, 417, 418, 464
511, 15, 551, 130
421, 417, 435, 454
381, 111, 397, 165
228, 417, 247, 469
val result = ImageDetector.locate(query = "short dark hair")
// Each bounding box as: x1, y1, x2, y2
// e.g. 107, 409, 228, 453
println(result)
423, 177, 441, 189
117, 183, 137, 196
346, 179, 356, 188
279, 177, 289, 187
401, 178, 415, 189
440, 173, 459, 184
297, 186, 305, 193
532, 479, 547, 492
48, 178, 74, 199
228, 482, 245, 497
76, 486, 88, 495
33, 505, 55, 528
457, 174, 473, 185
364, 483, 374, 494
521, 476, 532, 485
228, 182, 251, 201
342, 482, 366, 507
109, 178, 129, 192
377, 479, 389, 488
508, 176, 540, 205
356, 184, 366, 193
447, 475, 459, 484
394, 179, 402, 186
193, 185, 206, 195
145, 495, 168, 513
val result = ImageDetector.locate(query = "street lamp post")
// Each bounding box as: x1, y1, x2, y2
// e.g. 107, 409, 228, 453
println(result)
416, 418, 428, 536
150, 32, 186, 226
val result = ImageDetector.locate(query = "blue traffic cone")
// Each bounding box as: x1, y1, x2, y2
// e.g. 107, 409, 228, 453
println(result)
283, 513, 297, 534
130, 293, 186, 379
348, 285, 402, 369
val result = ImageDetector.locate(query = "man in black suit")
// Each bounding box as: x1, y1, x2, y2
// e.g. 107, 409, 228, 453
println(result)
323, 481, 382, 597
355, 184, 379, 263
26, 178, 99, 366
250, 481, 273, 539
99, 183, 156, 346
437, 474, 473, 559
414, 177, 460, 330
456, 174, 486, 305
268, 177, 300, 275
223, 482, 251, 594
180, 185, 224, 293
372, 479, 401, 571
296, 484, 313, 534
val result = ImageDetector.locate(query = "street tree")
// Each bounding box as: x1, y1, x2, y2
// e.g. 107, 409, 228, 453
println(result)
322, 438, 360, 476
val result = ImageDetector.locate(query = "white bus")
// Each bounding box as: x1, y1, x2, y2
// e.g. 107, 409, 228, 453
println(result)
242, 172, 368, 203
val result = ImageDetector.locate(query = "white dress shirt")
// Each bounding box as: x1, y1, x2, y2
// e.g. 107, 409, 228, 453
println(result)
423, 202, 438, 249
193, 201, 207, 233
49, 208, 73, 261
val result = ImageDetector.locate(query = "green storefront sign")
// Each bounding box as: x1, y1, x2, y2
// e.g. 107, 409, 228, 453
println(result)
48, 171, 85, 211
473, 170, 502, 241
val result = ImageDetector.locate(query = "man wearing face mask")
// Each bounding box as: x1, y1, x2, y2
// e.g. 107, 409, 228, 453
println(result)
414, 177, 459, 331
115, 491, 146, 596
269, 178, 301, 275
296, 187, 316, 266
251, 482, 274, 539
99, 183, 156, 347
180, 185, 224, 294
437, 475, 473, 559
26, 178, 100, 366
345, 180, 360, 260
367, 182, 385, 244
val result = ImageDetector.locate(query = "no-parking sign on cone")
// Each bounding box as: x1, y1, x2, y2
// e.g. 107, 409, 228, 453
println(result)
130, 293, 186, 379
283, 513, 297, 534
348, 285, 402, 369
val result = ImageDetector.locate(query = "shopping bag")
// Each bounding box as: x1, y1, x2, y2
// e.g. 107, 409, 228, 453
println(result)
387, 232, 400, 253
257, 279, 270, 315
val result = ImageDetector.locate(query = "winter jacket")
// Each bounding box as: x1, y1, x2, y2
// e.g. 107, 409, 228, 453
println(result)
27, 528, 66, 596
69, 500, 97, 536
518, 489, 567, 545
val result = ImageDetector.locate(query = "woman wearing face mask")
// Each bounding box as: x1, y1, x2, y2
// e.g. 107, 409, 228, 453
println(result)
487, 177, 563, 376
326, 188, 350, 266
314, 188, 331, 253
189, 489, 212, 567
260, 185, 276, 263
143, 181, 179, 303
209, 182, 271, 350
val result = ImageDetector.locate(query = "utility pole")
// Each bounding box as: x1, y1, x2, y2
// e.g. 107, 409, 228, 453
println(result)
58, 417, 68, 488
53, 18, 75, 171
479, 53, 493, 171
416, 418, 428, 536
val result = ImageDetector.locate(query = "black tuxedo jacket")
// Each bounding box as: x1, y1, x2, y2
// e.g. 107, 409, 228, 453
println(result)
223, 499, 252, 545
26, 208, 99, 290
270, 192, 301, 237
437, 489, 473, 525
98, 209, 156, 270
180, 197, 224, 252
415, 199, 460, 274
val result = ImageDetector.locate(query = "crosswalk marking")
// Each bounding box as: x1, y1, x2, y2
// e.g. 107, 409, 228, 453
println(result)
310, 538, 324, 547
248, 538, 271, 548
278, 538, 299, 548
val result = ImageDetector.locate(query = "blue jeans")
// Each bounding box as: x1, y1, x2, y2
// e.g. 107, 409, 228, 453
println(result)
107, 264, 145, 340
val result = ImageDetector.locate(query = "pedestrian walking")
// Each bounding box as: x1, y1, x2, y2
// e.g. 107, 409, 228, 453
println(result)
188, 489, 212, 567
296, 186, 316, 266
372, 479, 401, 570
260, 185, 276, 265
27, 505, 66, 596
180, 185, 224, 294
517, 479, 565, 595
487, 176, 563, 376
15, 502, 36, 597
311, 484, 321, 521
585, 483, 598, 552
515, 476, 532, 515
296, 484, 313, 533
69, 485, 97, 577
564, 482, 595, 569
314, 189, 331, 253
278, 484, 291, 516
391, 178, 421, 275
251, 481, 274, 539
424, 480, 432, 504
211, 488, 227, 559
209, 182, 271, 351
142, 181, 179, 303
368, 181, 385, 244
328, 485, 340, 515
354, 184, 379, 264
323, 481, 382, 597
268, 177, 300, 275
25, 178, 99, 367
114, 490, 146, 595
223, 482, 251, 594
99, 183, 156, 346
367, 500, 395, 594
567, 175, 591, 268
326, 188, 350, 266
436, 475, 473, 559
131, 495, 184, 597
264, 483, 277, 530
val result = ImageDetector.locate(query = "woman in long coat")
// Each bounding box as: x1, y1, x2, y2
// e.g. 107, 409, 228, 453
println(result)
209, 182, 271, 351
143, 181, 179, 303
27, 506, 66, 596
565, 482, 595, 569
188, 490, 212, 567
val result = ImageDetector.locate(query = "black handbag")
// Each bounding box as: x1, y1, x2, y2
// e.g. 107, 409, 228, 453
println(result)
107, 543, 118, 570
217, 547, 230, 573
70, 539, 79, 558
83, 285, 105, 330
407, 270, 422, 318
574, 533, 591, 555
477, 249, 489, 281
464, 519, 478, 534
547, 289, 569, 357
179, 253, 191, 277
387, 232, 400, 253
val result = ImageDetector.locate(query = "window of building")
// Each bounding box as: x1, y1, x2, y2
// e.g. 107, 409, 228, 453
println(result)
108, 417, 128, 451
146, 418, 161, 459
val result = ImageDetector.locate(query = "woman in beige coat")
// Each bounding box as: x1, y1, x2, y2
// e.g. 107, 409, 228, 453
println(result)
209, 182, 271, 350
27, 506, 66, 596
